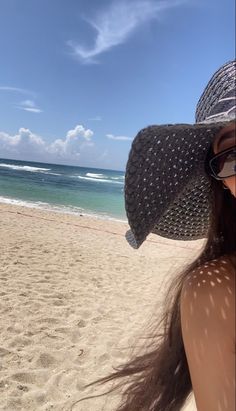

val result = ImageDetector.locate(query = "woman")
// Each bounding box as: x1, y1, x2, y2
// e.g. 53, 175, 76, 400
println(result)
79, 61, 236, 411
179, 121, 236, 411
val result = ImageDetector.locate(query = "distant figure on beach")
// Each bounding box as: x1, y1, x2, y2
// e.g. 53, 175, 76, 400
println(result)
84, 60, 236, 410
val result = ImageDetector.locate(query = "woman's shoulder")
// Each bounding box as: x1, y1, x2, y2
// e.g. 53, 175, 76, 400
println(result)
180, 252, 235, 340
182, 253, 235, 294
180, 253, 235, 411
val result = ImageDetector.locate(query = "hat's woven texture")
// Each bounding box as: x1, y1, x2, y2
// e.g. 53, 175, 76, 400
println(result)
196, 60, 236, 123
125, 123, 226, 248
125, 60, 236, 249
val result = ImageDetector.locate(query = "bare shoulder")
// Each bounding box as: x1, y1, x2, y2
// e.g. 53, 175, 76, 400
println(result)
180, 253, 235, 341
180, 254, 235, 411
181, 253, 235, 298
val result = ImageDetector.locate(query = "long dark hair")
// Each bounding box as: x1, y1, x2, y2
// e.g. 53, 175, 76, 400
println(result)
74, 171, 236, 411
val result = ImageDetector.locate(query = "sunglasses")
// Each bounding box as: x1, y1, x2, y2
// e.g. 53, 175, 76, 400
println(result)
209, 146, 236, 180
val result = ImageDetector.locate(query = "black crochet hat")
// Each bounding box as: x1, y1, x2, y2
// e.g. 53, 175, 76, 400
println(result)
125, 60, 236, 249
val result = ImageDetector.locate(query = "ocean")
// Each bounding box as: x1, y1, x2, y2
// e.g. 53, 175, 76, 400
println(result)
0, 158, 127, 221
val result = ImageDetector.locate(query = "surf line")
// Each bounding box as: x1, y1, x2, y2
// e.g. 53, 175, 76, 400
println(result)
0, 209, 197, 250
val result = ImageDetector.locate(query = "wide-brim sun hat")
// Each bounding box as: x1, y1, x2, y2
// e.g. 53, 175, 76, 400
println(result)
125, 60, 236, 249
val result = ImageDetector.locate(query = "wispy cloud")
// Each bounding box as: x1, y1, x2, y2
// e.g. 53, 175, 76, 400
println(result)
67, 0, 187, 63
0, 88, 41, 112
0, 86, 36, 97
16, 99, 43, 114
106, 133, 132, 141
21, 107, 43, 113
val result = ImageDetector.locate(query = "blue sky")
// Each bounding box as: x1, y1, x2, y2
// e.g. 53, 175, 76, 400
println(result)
0, 0, 235, 170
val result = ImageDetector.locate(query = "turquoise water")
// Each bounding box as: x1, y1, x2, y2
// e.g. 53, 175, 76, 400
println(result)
0, 158, 126, 221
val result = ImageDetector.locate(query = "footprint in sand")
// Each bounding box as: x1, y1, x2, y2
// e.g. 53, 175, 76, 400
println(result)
0, 348, 21, 365
11, 372, 37, 384
11, 370, 49, 385
9, 336, 32, 348
35, 352, 58, 368
20, 389, 47, 408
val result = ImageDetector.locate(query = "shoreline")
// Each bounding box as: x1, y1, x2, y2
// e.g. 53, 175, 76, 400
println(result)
0, 195, 127, 224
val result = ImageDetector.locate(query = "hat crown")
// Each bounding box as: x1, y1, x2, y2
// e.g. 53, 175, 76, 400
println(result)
195, 60, 236, 124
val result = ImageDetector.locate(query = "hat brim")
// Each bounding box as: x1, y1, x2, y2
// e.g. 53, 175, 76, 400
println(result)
125, 122, 229, 248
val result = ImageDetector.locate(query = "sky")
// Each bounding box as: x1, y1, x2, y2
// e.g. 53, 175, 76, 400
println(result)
0, 0, 235, 171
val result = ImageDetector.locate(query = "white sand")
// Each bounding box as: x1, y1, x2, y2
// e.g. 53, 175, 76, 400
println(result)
0, 204, 203, 410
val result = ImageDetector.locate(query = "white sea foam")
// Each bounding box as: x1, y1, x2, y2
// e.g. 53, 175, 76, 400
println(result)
0, 163, 51, 172
77, 175, 123, 184
72, 172, 124, 184
86, 173, 106, 179
0, 163, 62, 176
111, 176, 125, 180
0, 196, 84, 214
0, 196, 127, 223
0, 196, 38, 208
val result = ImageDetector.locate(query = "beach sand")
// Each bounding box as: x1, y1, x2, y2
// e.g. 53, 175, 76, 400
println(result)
0, 203, 204, 411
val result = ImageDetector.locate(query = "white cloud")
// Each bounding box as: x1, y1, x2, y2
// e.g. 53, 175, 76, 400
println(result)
0, 124, 94, 162
49, 125, 94, 157
0, 128, 46, 158
106, 133, 132, 141
0, 86, 36, 97
67, 0, 187, 63
16, 99, 43, 114
0, 131, 20, 147
66, 124, 93, 140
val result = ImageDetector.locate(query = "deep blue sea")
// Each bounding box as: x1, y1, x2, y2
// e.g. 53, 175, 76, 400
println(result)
0, 158, 126, 221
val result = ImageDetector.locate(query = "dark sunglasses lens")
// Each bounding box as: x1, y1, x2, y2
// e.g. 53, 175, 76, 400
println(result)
211, 149, 236, 178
